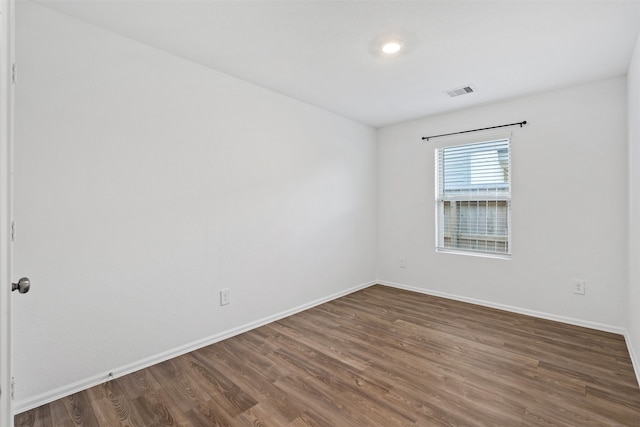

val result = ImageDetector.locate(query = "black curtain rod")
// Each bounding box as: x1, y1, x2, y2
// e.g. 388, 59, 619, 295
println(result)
421, 120, 527, 141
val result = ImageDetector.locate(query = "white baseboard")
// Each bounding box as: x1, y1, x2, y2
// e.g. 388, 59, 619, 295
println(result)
378, 280, 626, 335
13, 280, 376, 414
625, 331, 640, 388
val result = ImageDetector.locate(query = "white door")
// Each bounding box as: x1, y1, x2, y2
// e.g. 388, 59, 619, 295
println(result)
0, 0, 15, 425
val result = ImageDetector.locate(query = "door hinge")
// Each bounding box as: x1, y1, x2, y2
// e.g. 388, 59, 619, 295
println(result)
11, 63, 16, 84
10, 221, 15, 242
11, 377, 15, 400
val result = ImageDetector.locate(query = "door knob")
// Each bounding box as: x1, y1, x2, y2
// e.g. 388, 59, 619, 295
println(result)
12, 277, 30, 294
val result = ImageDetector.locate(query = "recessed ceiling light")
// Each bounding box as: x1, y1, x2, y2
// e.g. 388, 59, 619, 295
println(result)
381, 41, 403, 54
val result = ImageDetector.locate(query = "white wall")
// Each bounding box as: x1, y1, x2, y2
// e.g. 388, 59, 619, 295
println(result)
12, 1, 377, 408
628, 33, 640, 382
378, 77, 628, 331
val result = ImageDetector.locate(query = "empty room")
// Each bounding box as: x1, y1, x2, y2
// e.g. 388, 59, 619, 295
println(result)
2, 0, 640, 425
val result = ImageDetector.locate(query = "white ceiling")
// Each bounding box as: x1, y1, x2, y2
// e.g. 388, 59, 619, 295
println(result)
32, 0, 640, 128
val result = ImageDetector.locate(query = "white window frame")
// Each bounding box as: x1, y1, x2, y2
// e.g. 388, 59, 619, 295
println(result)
435, 135, 512, 259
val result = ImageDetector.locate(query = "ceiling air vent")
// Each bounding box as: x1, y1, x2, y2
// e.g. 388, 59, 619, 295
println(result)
445, 85, 475, 97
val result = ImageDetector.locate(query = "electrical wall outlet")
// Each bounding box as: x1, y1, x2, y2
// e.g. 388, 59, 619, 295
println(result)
400, 257, 406, 268
220, 288, 230, 306
573, 280, 586, 295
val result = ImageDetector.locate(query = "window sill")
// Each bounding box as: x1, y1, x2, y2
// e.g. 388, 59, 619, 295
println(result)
436, 248, 511, 260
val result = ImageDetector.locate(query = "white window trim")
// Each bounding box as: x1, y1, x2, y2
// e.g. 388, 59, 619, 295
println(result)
435, 247, 512, 260
434, 133, 512, 259
429, 129, 512, 148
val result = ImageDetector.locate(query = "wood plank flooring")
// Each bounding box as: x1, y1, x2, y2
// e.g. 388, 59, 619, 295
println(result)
14, 285, 640, 426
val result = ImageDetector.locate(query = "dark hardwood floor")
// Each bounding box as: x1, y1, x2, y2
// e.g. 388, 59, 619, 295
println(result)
14, 285, 640, 426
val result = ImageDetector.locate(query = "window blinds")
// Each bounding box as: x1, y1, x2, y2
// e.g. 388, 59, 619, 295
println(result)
435, 139, 511, 256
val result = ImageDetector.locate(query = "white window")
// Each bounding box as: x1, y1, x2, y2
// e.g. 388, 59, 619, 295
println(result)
435, 138, 511, 258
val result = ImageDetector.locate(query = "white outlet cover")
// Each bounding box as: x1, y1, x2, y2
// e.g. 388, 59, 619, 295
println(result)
573, 280, 586, 295
220, 289, 230, 305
